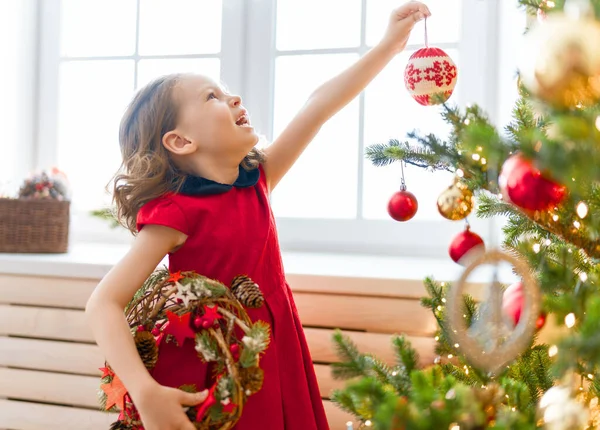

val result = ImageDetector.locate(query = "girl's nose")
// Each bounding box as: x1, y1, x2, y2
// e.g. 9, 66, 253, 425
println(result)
229, 95, 242, 107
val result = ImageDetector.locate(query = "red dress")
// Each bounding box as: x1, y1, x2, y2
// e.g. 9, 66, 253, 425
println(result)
137, 165, 329, 430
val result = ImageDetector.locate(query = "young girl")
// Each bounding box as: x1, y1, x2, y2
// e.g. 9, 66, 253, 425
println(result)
86, 3, 431, 429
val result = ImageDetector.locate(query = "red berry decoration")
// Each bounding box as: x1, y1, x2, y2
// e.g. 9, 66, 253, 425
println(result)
230, 344, 241, 361
194, 316, 203, 328
388, 186, 419, 222
503, 281, 547, 331
151, 327, 160, 337
449, 226, 485, 265
499, 154, 566, 212
404, 47, 458, 106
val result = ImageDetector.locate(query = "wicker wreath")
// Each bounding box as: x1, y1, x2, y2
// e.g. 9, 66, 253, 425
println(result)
99, 269, 271, 430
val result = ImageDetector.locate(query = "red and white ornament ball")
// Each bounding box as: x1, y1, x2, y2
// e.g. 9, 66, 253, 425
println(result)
499, 154, 566, 212
388, 187, 419, 222
448, 227, 485, 265
502, 281, 547, 331
404, 47, 458, 106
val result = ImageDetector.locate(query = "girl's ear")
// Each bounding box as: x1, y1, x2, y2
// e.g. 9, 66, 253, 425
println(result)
162, 131, 196, 155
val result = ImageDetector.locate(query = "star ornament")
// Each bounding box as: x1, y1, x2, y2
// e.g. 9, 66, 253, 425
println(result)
174, 281, 198, 307
200, 305, 223, 328
101, 374, 128, 410
99, 366, 114, 379
167, 271, 185, 284
164, 310, 196, 346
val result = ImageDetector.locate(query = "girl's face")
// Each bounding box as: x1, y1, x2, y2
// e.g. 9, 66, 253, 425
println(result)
171, 74, 258, 162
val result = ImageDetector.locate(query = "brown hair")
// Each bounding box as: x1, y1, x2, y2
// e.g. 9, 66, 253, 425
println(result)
112, 73, 264, 234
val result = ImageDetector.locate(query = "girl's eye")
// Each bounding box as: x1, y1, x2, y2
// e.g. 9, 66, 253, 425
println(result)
207, 92, 217, 101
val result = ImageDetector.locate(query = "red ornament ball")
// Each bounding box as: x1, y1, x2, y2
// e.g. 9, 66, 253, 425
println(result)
536, 312, 547, 331
499, 154, 566, 212
388, 188, 418, 222
194, 316, 203, 328
449, 228, 485, 265
503, 281, 547, 331
404, 47, 458, 106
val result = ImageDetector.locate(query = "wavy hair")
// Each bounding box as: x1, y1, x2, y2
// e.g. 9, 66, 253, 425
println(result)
111, 73, 264, 234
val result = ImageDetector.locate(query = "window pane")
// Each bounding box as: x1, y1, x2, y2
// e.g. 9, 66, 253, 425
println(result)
272, 54, 359, 218
276, 0, 361, 50
60, 0, 137, 57
366, 0, 462, 47
137, 59, 221, 89
139, 0, 222, 55
57, 60, 135, 210
362, 50, 460, 221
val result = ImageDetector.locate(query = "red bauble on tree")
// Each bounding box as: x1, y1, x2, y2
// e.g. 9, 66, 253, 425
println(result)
499, 154, 566, 212
404, 46, 458, 106
449, 226, 485, 265
388, 185, 419, 222
502, 281, 547, 331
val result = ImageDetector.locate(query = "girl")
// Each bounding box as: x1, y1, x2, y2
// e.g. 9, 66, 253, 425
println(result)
86, 2, 431, 429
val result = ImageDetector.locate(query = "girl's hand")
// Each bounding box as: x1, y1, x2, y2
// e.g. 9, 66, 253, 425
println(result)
381, 1, 432, 53
135, 383, 208, 430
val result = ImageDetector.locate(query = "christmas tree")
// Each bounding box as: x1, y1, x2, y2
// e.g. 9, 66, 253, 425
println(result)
332, 0, 600, 428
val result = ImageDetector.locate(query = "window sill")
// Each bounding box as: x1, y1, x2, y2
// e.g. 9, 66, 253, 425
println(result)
0, 243, 517, 299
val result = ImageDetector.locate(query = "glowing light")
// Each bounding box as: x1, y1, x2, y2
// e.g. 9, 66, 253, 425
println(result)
533, 243, 541, 253
364, 420, 372, 427
450, 425, 460, 430
588, 374, 594, 380
391, 371, 398, 376
595, 116, 600, 131
435, 336, 440, 341
448, 354, 454, 359
577, 202, 589, 219
580, 272, 588, 282
437, 305, 443, 311
547, 0, 555, 7
454, 343, 460, 348
545, 239, 551, 246
565, 313, 576, 328
552, 214, 559, 221
442, 298, 447, 303
464, 119, 471, 125
573, 220, 581, 229
481, 158, 487, 165
549, 345, 558, 357
472, 154, 481, 161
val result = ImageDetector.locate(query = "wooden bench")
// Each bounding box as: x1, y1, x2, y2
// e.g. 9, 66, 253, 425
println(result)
0, 272, 438, 429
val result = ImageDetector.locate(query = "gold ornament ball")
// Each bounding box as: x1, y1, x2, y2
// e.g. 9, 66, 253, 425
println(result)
538, 385, 589, 430
518, 10, 600, 109
437, 181, 474, 221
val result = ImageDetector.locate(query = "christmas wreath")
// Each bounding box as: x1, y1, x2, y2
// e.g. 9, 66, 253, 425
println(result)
99, 269, 271, 430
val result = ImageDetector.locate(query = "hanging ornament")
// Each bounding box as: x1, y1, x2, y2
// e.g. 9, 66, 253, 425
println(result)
446, 249, 541, 375
499, 154, 566, 212
404, 18, 458, 106
449, 225, 485, 265
538, 383, 589, 429
518, 0, 600, 109
437, 179, 474, 221
388, 162, 418, 222
502, 281, 547, 331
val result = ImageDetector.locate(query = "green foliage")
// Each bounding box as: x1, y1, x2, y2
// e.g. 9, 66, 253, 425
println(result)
239, 320, 270, 368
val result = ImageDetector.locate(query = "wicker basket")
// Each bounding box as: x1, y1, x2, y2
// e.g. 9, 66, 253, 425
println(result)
0, 198, 70, 253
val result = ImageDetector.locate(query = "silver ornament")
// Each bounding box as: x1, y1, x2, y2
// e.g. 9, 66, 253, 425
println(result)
445, 249, 541, 375
538, 385, 589, 430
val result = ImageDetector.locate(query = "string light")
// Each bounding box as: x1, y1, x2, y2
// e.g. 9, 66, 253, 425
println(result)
533, 243, 541, 253
573, 220, 581, 229
579, 272, 588, 282
435, 336, 440, 341
576, 202, 589, 219
441, 282, 446, 287
454, 343, 460, 348
481, 158, 487, 165
545, 239, 551, 246
437, 305, 443, 311
588, 374, 594, 380
472, 154, 481, 161
391, 371, 398, 376
547, 0, 555, 7
464, 119, 471, 125
346, 421, 354, 430
364, 420, 372, 427
549, 345, 558, 357
595, 116, 600, 132
552, 214, 559, 221
448, 354, 454, 359
442, 298, 447, 303
450, 424, 460, 430
565, 313, 576, 328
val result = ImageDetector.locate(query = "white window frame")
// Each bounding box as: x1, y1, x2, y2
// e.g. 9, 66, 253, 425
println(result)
34, 0, 519, 257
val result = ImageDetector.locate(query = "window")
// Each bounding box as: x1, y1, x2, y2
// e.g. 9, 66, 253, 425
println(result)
34, 0, 523, 256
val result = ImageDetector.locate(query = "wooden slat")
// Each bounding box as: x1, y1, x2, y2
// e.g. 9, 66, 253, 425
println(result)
305, 327, 436, 367
324, 399, 354, 429
0, 337, 103, 376
0, 368, 100, 408
0, 275, 96, 309
294, 293, 437, 335
0, 305, 93, 342
0, 399, 116, 430
314, 364, 344, 398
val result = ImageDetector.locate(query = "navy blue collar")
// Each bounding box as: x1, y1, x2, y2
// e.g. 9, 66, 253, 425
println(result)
179, 165, 260, 195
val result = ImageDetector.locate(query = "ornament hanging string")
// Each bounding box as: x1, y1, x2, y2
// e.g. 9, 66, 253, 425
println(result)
400, 161, 407, 191
424, 17, 429, 48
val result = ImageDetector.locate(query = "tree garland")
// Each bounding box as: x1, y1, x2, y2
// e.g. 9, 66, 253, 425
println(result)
99, 269, 271, 430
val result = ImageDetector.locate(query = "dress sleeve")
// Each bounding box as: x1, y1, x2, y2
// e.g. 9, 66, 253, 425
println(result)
136, 196, 190, 235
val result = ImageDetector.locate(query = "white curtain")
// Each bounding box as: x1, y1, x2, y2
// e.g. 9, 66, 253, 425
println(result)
0, 0, 37, 191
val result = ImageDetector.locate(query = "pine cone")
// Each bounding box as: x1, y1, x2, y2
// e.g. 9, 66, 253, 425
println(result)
239, 366, 264, 394
134, 330, 158, 370
110, 420, 135, 430
230, 276, 264, 308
